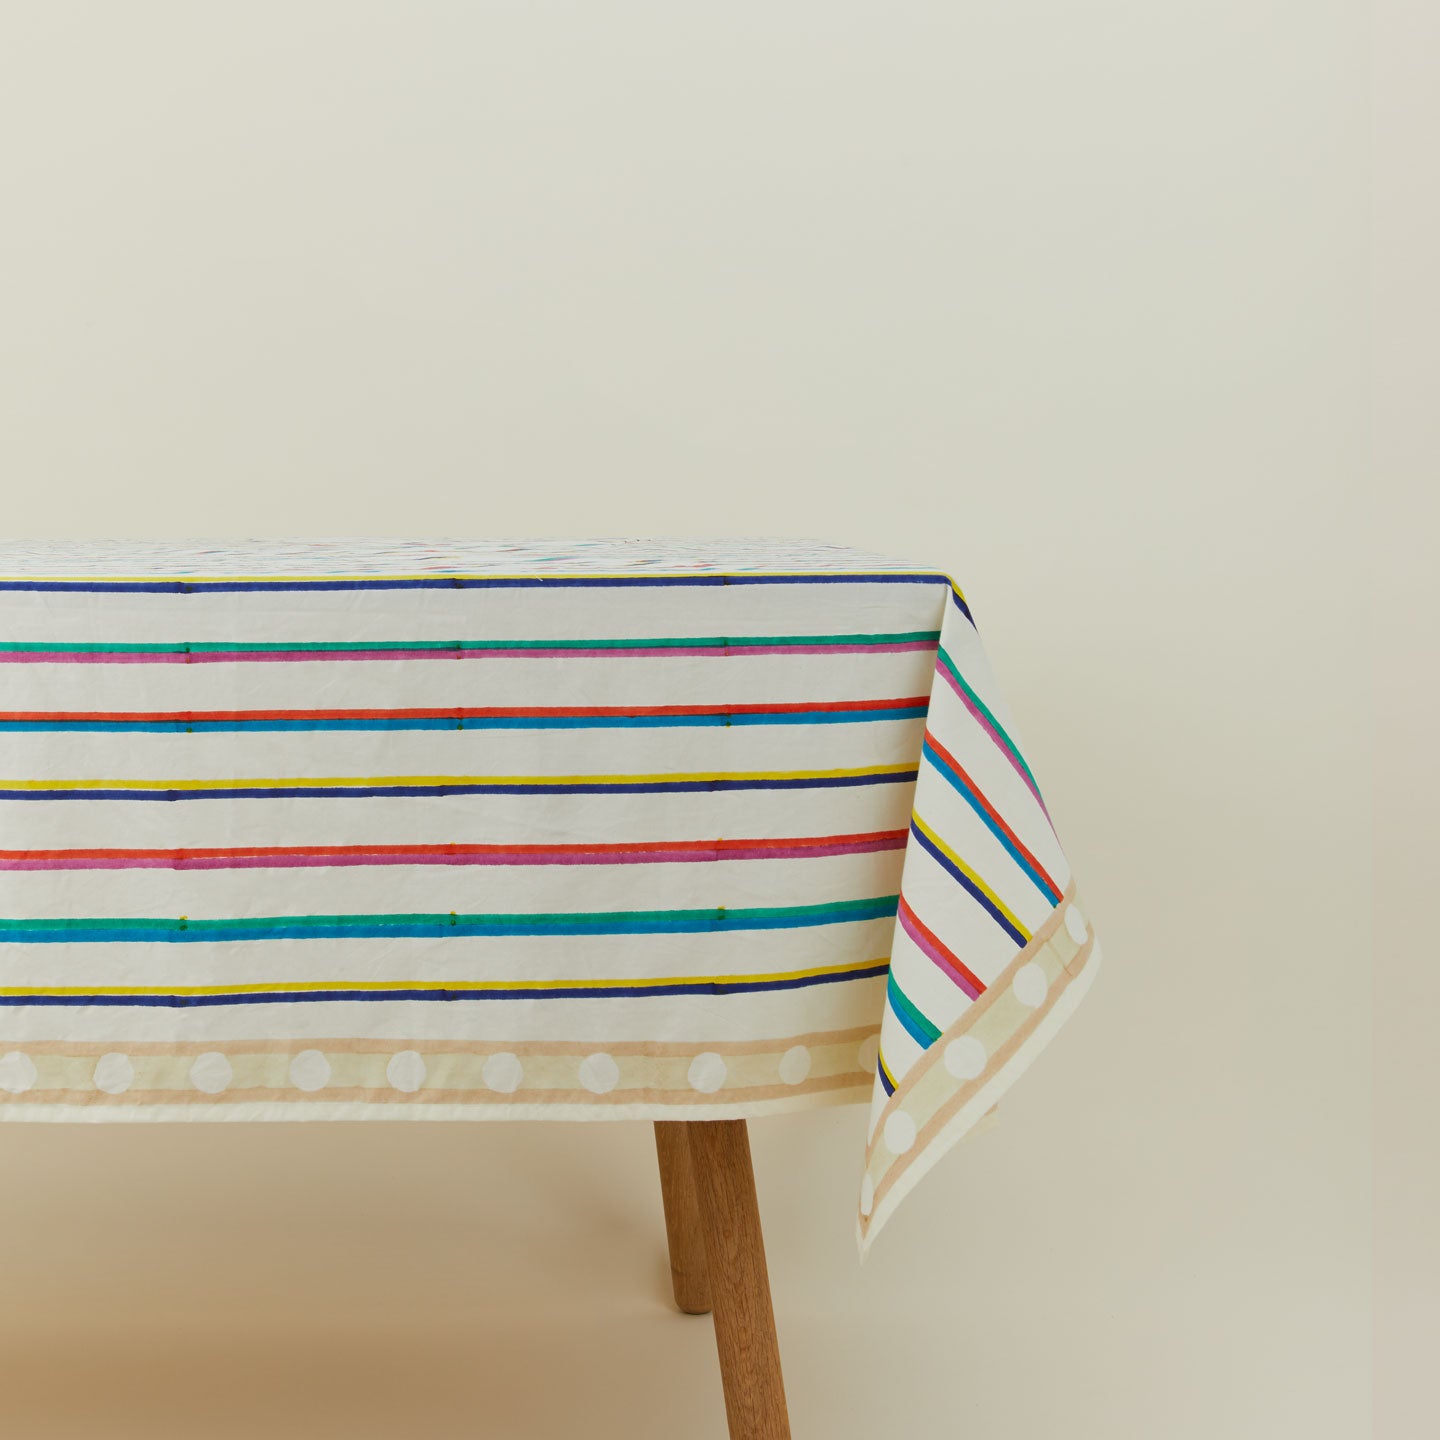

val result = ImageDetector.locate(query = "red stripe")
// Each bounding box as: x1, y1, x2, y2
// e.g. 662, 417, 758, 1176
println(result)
0, 697, 929, 723
897, 894, 987, 996
0, 831, 909, 863
923, 730, 1061, 898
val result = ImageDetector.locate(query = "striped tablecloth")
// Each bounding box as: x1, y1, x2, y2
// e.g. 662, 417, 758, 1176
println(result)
0, 540, 1098, 1249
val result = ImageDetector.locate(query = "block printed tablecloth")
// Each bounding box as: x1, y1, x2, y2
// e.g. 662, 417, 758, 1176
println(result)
0, 540, 1098, 1249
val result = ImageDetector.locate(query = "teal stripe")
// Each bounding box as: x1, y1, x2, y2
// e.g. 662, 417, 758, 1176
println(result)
936, 644, 1040, 791
919, 739, 1062, 903
886, 970, 941, 1048
0, 895, 900, 944
0, 705, 927, 735
0, 630, 940, 656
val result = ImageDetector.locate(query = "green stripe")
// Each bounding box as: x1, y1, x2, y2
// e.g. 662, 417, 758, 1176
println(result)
0, 631, 940, 656
0, 895, 898, 937
936, 644, 1040, 791
886, 970, 942, 1045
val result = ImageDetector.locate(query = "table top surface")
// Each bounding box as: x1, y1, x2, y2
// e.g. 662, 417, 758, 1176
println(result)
0, 538, 942, 579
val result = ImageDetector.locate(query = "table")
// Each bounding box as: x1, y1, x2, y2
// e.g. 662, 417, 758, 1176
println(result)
0, 539, 1099, 1437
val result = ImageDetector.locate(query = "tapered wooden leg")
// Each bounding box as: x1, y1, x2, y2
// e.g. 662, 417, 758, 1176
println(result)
687, 1119, 792, 1440
654, 1121, 713, 1314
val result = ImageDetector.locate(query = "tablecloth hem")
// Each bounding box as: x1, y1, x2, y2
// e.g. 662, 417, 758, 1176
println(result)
856, 938, 1102, 1259
0, 1084, 871, 1126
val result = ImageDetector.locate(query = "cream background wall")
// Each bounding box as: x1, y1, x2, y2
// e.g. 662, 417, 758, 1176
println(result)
0, 3, 1400, 1436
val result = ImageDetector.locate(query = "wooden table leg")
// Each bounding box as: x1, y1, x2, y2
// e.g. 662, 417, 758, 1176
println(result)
654, 1120, 713, 1314
686, 1119, 792, 1440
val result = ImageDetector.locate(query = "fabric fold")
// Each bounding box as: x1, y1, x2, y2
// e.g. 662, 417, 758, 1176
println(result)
857, 587, 1100, 1251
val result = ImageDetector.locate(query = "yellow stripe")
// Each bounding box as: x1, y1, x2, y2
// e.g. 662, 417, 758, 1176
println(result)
0, 569, 946, 585
0, 957, 887, 1000
911, 814, 1030, 940
2, 764, 914, 792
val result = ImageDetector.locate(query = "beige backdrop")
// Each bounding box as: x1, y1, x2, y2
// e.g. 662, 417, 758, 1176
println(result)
0, 3, 1395, 1437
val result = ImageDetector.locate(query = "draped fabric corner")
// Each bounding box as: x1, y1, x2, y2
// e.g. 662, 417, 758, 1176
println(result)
857, 589, 1100, 1252
0, 540, 1098, 1251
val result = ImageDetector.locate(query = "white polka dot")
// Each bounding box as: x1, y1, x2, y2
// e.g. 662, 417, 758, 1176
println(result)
189, 1051, 232, 1094
93, 1052, 134, 1095
778, 1045, 812, 1086
857, 1033, 880, 1076
1013, 963, 1049, 1008
289, 1050, 330, 1092
0, 1051, 37, 1094
688, 1052, 727, 1094
578, 1052, 619, 1094
943, 1035, 987, 1081
859, 1174, 876, 1217
883, 1110, 917, 1154
1065, 905, 1089, 944
386, 1050, 427, 1093
482, 1052, 523, 1094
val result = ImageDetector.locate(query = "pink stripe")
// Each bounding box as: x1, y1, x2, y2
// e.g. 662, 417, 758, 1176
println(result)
0, 641, 937, 665
0, 836, 905, 872
717, 642, 935, 656
936, 663, 1048, 813
897, 902, 982, 1000
0, 652, 194, 665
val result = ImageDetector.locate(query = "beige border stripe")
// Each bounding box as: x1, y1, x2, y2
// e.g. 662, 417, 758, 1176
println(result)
3, 1022, 879, 1062
867, 881, 1074, 1148
868, 927, 1096, 1219
0, 1073, 871, 1109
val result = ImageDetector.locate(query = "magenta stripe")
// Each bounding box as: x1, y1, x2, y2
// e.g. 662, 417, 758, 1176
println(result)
897, 902, 983, 1000
935, 663, 1048, 813
0, 836, 904, 872
0, 641, 937, 666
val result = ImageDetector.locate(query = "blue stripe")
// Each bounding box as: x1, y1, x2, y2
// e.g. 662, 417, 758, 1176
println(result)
0, 573, 951, 595
908, 820, 1029, 947
886, 971, 941, 1049
0, 771, 919, 802
0, 965, 892, 1007
920, 739, 1062, 904
0, 706, 926, 735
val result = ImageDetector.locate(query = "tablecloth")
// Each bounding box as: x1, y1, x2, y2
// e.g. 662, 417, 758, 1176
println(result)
0, 539, 1099, 1250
